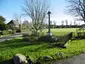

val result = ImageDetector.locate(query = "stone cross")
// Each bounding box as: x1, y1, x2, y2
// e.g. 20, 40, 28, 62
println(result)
47, 11, 51, 36
83, 0, 85, 21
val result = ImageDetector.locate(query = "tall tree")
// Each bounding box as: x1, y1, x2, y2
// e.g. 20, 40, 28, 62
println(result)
65, 20, 68, 26
61, 20, 64, 26
74, 20, 76, 25
66, 0, 85, 23
0, 16, 7, 31
0, 16, 6, 24
23, 0, 49, 35
70, 21, 72, 26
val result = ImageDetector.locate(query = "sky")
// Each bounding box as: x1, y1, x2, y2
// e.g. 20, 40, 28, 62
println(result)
0, 0, 84, 25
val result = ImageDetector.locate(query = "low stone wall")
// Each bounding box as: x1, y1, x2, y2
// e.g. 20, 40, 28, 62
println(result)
57, 32, 73, 48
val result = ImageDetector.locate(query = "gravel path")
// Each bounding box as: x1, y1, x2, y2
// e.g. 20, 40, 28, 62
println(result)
51, 54, 85, 64
0, 33, 22, 42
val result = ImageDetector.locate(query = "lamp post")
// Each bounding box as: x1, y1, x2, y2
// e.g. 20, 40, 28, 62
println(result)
47, 11, 52, 36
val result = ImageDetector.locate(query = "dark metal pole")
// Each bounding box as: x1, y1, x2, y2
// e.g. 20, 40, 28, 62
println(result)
47, 11, 51, 35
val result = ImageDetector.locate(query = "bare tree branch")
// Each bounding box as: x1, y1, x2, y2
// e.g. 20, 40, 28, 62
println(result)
22, 0, 49, 35
67, 0, 85, 23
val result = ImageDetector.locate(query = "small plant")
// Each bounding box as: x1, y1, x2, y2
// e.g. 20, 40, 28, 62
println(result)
22, 33, 29, 37
22, 33, 39, 42
38, 35, 57, 42
55, 52, 65, 59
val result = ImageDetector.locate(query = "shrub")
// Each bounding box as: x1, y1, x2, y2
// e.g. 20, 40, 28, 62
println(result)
22, 33, 39, 42
0, 23, 8, 31
38, 35, 58, 42
0, 31, 2, 35
23, 37, 30, 42
55, 52, 65, 59
16, 29, 21, 33
22, 33, 29, 37
7, 29, 13, 35
0, 30, 13, 36
22, 33, 30, 41
77, 32, 85, 38
29, 35, 39, 42
1, 30, 10, 35
12, 30, 16, 34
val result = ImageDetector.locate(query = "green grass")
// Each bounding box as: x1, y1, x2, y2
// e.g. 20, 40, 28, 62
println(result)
44, 28, 77, 36
0, 28, 85, 64
0, 39, 85, 63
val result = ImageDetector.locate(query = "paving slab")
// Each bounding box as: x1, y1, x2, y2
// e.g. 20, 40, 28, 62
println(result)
52, 54, 85, 64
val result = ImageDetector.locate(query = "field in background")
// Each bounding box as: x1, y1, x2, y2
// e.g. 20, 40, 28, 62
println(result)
22, 28, 77, 36
44, 28, 77, 36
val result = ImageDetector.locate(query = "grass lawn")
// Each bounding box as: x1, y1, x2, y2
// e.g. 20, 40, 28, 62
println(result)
0, 38, 85, 63
44, 28, 77, 36
0, 28, 85, 64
